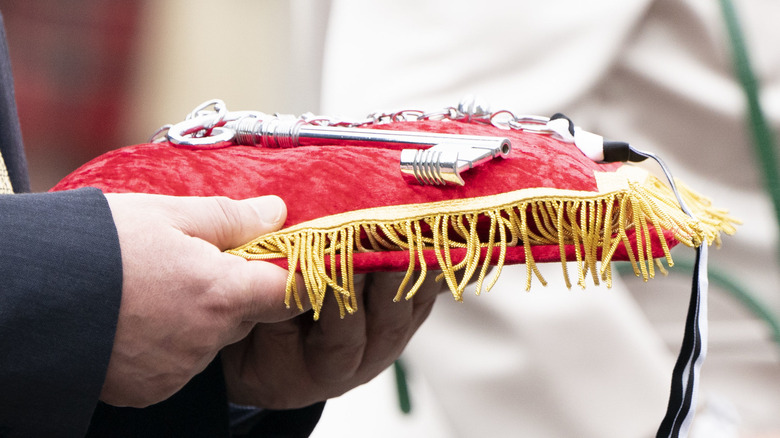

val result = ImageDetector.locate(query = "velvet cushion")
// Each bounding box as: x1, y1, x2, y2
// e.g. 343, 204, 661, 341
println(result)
51, 119, 735, 316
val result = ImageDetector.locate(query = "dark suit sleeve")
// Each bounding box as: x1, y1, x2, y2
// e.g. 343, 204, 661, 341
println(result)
0, 189, 123, 437
0, 189, 324, 438
0, 13, 323, 436
0, 12, 29, 193
86, 356, 325, 438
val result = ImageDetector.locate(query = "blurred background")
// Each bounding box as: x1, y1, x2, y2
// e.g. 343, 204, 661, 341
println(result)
2, 1, 779, 437
1, 0, 142, 191
1, 0, 325, 191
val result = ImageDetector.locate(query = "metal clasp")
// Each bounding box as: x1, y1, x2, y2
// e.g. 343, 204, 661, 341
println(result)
165, 99, 261, 149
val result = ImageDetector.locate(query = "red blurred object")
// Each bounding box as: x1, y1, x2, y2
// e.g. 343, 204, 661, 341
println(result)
1, 0, 142, 188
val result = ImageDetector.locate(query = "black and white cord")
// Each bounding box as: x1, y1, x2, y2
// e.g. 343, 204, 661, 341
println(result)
548, 114, 708, 438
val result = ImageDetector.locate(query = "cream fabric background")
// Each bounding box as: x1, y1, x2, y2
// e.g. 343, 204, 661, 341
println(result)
127, 1, 780, 436
315, 1, 780, 437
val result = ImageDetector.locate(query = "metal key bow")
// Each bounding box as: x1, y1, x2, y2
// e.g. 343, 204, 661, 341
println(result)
164, 100, 511, 186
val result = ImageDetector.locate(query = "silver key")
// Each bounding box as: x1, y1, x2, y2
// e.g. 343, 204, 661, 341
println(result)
166, 103, 511, 186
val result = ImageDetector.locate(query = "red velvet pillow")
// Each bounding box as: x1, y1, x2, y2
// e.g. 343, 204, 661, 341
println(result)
52, 113, 735, 318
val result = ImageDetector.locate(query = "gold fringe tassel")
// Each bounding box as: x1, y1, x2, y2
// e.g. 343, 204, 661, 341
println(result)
228, 171, 738, 320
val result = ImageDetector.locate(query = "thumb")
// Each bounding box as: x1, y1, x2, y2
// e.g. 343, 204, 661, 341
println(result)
177, 195, 288, 250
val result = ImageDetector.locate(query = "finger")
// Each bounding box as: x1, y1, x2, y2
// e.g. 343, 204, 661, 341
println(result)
408, 275, 442, 330
224, 258, 310, 326
222, 317, 311, 409
173, 195, 287, 250
168, 194, 301, 325
360, 271, 418, 369
360, 270, 445, 378
303, 274, 368, 383
408, 270, 447, 325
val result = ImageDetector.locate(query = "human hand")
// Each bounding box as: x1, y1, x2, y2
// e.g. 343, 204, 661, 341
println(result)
220, 270, 447, 409
101, 193, 305, 407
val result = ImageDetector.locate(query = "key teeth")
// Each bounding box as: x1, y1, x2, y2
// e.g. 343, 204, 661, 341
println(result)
416, 149, 431, 185
419, 150, 433, 185
433, 153, 444, 186
414, 150, 424, 184
374, 135, 503, 186
414, 149, 455, 186
426, 150, 446, 186
424, 150, 440, 185
401, 148, 461, 186
411, 149, 424, 184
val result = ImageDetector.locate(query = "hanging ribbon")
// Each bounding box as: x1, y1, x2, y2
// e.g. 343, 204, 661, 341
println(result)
656, 244, 709, 437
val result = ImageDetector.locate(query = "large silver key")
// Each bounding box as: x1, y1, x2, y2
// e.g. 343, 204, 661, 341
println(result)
166, 103, 511, 186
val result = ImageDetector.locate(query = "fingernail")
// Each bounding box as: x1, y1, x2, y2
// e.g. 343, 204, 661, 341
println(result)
249, 195, 286, 226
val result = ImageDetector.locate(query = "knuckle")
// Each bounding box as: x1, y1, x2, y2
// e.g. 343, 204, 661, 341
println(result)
305, 339, 364, 383
210, 196, 244, 241
376, 323, 411, 347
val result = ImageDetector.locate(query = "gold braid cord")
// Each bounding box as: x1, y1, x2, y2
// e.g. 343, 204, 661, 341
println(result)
228, 166, 738, 320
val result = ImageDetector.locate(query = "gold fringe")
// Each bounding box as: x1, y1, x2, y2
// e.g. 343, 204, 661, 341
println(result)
228, 167, 738, 319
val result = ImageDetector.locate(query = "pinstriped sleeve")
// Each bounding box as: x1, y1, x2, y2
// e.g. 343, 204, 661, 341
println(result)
0, 188, 122, 437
